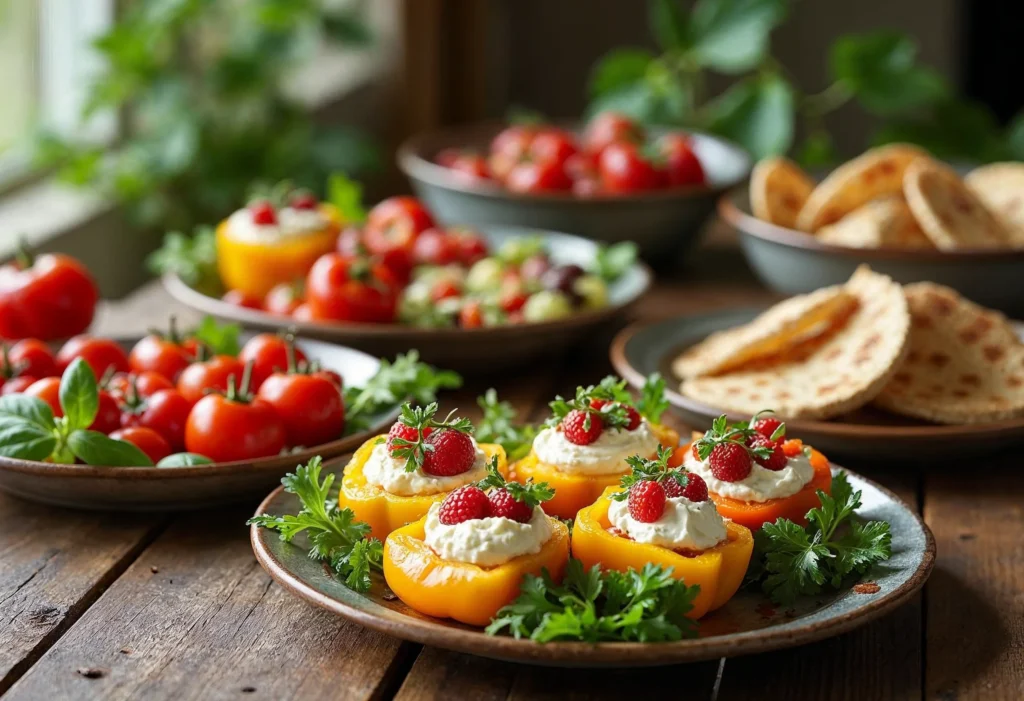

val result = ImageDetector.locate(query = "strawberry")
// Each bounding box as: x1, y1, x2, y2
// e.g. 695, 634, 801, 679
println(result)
622, 405, 641, 430
386, 422, 432, 456
438, 485, 490, 525
751, 415, 784, 441
662, 473, 687, 498
627, 480, 666, 523
290, 193, 318, 210
422, 428, 477, 476
708, 442, 752, 482
250, 200, 277, 225
749, 434, 788, 471
488, 488, 533, 523
562, 409, 603, 445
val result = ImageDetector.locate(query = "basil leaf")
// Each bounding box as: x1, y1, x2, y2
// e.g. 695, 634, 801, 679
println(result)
192, 316, 241, 356
67, 430, 154, 467
0, 394, 56, 428
157, 452, 213, 467
0, 416, 57, 461
59, 358, 100, 431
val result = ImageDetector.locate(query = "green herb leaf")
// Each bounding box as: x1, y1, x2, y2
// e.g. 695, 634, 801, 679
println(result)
648, 0, 689, 51
157, 452, 214, 467
588, 49, 655, 99
0, 394, 56, 428
192, 316, 241, 357
475, 389, 538, 462
147, 227, 220, 294
591, 242, 638, 282
687, 0, 787, 74
343, 352, 462, 432
59, 358, 100, 431
637, 373, 669, 424
0, 416, 57, 461
327, 172, 366, 224
68, 430, 155, 467
706, 73, 795, 159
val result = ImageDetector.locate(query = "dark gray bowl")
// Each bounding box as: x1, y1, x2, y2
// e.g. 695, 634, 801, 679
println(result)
398, 122, 751, 263
720, 188, 1024, 315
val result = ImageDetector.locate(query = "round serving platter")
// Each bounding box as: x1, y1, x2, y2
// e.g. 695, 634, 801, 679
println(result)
0, 334, 400, 511
251, 466, 933, 667
164, 227, 652, 372
610, 308, 1024, 461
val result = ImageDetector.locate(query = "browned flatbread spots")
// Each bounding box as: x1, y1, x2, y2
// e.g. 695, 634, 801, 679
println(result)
816, 197, 934, 249
750, 157, 815, 229
964, 162, 1024, 239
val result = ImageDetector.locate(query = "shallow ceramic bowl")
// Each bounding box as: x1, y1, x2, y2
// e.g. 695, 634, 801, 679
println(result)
398, 122, 751, 263
0, 335, 399, 511
720, 188, 1024, 315
164, 227, 651, 372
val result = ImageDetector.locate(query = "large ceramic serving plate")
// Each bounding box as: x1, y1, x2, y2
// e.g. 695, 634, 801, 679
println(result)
0, 335, 399, 511
610, 309, 1024, 461
164, 227, 651, 372
251, 466, 932, 667
720, 188, 1024, 316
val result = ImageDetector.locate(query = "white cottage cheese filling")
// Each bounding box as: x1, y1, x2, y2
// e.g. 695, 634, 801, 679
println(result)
361, 439, 488, 496
532, 421, 660, 475
684, 449, 814, 502
607, 494, 727, 550
226, 206, 329, 243
423, 502, 553, 567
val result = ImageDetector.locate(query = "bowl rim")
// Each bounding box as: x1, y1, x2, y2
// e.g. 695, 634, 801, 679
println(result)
718, 186, 1024, 261
397, 120, 752, 204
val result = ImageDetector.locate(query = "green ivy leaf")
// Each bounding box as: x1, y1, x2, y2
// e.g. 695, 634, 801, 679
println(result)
67, 430, 155, 467
830, 31, 947, 113
688, 0, 787, 74
706, 73, 794, 158
0, 417, 57, 461
59, 359, 100, 432
648, 0, 689, 51
589, 49, 655, 99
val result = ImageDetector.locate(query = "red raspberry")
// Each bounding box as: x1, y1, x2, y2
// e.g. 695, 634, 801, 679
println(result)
438, 485, 490, 525
662, 473, 687, 498
385, 422, 432, 456
291, 193, 318, 210
708, 442, 752, 482
562, 409, 603, 445
749, 434, 788, 471
422, 429, 476, 476
751, 415, 784, 440
628, 480, 666, 523
680, 472, 709, 502
250, 200, 277, 225
488, 488, 533, 523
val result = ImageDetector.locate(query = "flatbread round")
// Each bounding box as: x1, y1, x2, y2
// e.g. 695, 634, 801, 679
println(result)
817, 196, 934, 249
795, 144, 928, 232
874, 283, 1024, 424
964, 162, 1024, 239
680, 266, 910, 420
903, 159, 1014, 249
750, 157, 815, 229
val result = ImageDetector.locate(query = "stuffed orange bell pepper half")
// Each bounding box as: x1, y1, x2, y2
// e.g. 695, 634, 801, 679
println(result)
572, 447, 753, 619
384, 457, 569, 626
680, 412, 833, 531
337, 403, 508, 542
511, 374, 681, 519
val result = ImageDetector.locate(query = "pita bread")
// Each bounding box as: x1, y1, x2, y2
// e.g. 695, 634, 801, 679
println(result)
874, 283, 1024, 424
672, 286, 857, 379
681, 266, 910, 420
903, 159, 1014, 249
795, 144, 928, 232
817, 197, 934, 249
750, 157, 815, 229
964, 162, 1024, 237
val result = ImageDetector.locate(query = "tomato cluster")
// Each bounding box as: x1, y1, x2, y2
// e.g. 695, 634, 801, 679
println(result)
1, 326, 346, 464
433, 112, 706, 196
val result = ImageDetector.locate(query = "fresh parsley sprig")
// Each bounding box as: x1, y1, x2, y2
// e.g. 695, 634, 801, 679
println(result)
610, 446, 686, 501
545, 376, 634, 431
748, 472, 893, 605
477, 455, 554, 509
475, 389, 538, 461
486, 559, 700, 643
388, 402, 473, 473
693, 412, 781, 462
591, 242, 638, 282
636, 373, 669, 424
248, 457, 383, 592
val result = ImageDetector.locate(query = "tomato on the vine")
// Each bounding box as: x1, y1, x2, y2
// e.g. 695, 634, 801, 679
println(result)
659, 133, 706, 187
0, 251, 98, 341
128, 318, 194, 382
505, 160, 572, 193
489, 125, 537, 180
120, 388, 192, 450
57, 336, 130, 378
176, 353, 245, 405
583, 112, 644, 156
106, 371, 174, 401
6, 339, 59, 379
110, 427, 172, 464
238, 333, 308, 391
256, 370, 344, 448
305, 253, 398, 323
598, 142, 665, 193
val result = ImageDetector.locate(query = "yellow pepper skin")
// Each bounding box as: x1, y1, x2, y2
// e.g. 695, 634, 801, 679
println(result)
337, 437, 508, 542
383, 516, 570, 626
510, 422, 681, 520
216, 203, 341, 299
572, 487, 753, 619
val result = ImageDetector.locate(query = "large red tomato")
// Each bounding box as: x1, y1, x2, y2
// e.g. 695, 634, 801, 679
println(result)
184, 392, 286, 462
0, 253, 98, 341
6, 339, 59, 379
598, 142, 666, 193
256, 371, 345, 447
238, 333, 308, 391
57, 336, 130, 378
305, 253, 398, 323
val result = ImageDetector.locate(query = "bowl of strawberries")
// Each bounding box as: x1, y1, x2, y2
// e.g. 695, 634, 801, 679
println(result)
397, 112, 751, 263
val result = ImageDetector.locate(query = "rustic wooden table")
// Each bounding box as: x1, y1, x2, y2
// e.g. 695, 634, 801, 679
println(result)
1, 249, 1021, 701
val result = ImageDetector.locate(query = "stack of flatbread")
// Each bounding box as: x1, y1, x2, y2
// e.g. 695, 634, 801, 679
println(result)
750, 146, 1024, 249
675, 266, 1024, 424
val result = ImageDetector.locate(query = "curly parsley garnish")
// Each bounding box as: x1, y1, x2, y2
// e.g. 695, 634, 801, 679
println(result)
610, 446, 687, 502
474, 389, 538, 461
477, 455, 554, 508
388, 402, 473, 473
693, 411, 782, 462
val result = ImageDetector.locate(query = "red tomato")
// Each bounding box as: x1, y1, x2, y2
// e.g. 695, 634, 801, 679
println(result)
489, 125, 538, 180
0, 253, 98, 341
222, 289, 262, 310
312, 367, 343, 388
458, 301, 484, 329
412, 228, 461, 266
437, 150, 492, 181
374, 248, 414, 286
239, 334, 308, 391
185, 393, 286, 462
572, 177, 603, 198
24, 377, 62, 416
292, 303, 315, 322
450, 229, 490, 265
107, 371, 174, 401
110, 427, 172, 464
583, 112, 644, 155
176, 355, 245, 405
256, 373, 345, 447
120, 389, 191, 450
505, 160, 572, 193
1, 375, 37, 395
431, 279, 462, 302
264, 282, 304, 316
88, 390, 122, 434
529, 129, 578, 166
336, 226, 366, 257
57, 336, 130, 378
7, 339, 59, 378
659, 133, 706, 187
305, 253, 398, 323
363, 196, 434, 261
129, 320, 193, 382
500, 290, 529, 314
565, 152, 599, 180
598, 142, 665, 193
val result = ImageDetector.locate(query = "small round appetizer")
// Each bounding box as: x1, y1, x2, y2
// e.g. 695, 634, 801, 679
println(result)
511, 375, 680, 519
337, 404, 507, 540
383, 459, 569, 626
683, 413, 833, 530
572, 448, 753, 619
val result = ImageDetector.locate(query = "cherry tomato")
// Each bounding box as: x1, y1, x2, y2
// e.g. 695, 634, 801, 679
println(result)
598, 142, 665, 193
292, 303, 315, 322
176, 355, 245, 405
529, 129, 578, 167
437, 149, 491, 181
374, 248, 413, 286
24, 377, 62, 416
120, 389, 191, 450
256, 372, 345, 447
450, 229, 489, 266
312, 367, 343, 388
431, 279, 462, 302
412, 228, 462, 266
500, 290, 529, 314
129, 318, 193, 382
110, 427, 172, 464
264, 282, 304, 316
185, 390, 286, 463
565, 152, 599, 180
106, 371, 174, 401
83, 390, 121, 435
583, 112, 644, 156
1, 375, 37, 396
7, 339, 59, 378
505, 160, 572, 193
222, 289, 262, 310
0, 252, 98, 341
239, 334, 308, 391
305, 253, 398, 323
489, 125, 537, 180
363, 196, 434, 263
458, 301, 484, 329
57, 336, 130, 378
336, 226, 367, 257
659, 133, 706, 187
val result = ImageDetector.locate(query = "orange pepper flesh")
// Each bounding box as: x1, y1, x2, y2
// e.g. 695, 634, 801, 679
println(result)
510, 422, 681, 520
216, 203, 341, 299
572, 487, 753, 619
337, 437, 508, 541
383, 516, 570, 627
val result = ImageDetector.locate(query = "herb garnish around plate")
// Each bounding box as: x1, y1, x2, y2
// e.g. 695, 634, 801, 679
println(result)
475, 389, 538, 461
487, 558, 700, 643
635, 372, 669, 424
746, 471, 893, 605
545, 373, 668, 431
248, 456, 383, 592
